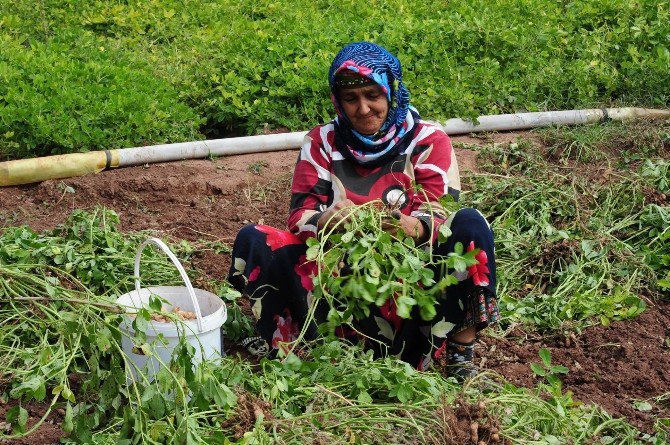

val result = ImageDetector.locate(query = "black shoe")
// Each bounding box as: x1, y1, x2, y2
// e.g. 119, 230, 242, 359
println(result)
241, 336, 270, 357
446, 362, 479, 382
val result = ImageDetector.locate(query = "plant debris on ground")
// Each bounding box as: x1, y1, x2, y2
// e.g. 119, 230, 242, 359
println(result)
1, 121, 669, 443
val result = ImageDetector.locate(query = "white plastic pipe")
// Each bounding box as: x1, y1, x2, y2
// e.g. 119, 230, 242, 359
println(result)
117, 132, 308, 167
440, 107, 670, 134
1, 107, 668, 186
114, 107, 670, 167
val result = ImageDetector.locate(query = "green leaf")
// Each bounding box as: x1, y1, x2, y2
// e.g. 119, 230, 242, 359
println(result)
431, 319, 456, 338
52, 384, 63, 396
131, 343, 152, 356
539, 348, 552, 367
149, 294, 163, 311
419, 304, 436, 321
357, 390, 372, 404
633, 401, 653, 412
63, 403, 74, 433
44, 280, 58, 297
132, 310, 149, 334
453, 258, 467, 272
7, 406, 28, 434
364, 274, 379, 285
148, 393, 167, 419
550, 365, 569, 375
141, 386, 156, 404
95, 327, 113, 352
547, 374, 562, 389
396, 302, 410, 319
305, 244, 320, 261
10, 376, 46, 401
438, 224, 452, 243
19, 407, 28, 432
374, 316, 394, 341
396, 384, 413, 403
62, 386, 76, 403
530, 363, 546, 377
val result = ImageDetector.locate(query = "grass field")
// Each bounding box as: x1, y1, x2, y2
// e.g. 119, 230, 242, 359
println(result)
1, 0, 669, 157
1, 120, 669, 443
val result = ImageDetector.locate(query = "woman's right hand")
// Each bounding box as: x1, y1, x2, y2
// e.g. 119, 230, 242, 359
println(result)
317, 199, 355, 233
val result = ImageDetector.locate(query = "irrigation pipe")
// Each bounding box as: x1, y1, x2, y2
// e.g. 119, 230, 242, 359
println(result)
1, 107, 668, 187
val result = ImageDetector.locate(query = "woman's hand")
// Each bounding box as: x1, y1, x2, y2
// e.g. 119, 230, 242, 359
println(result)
317, 199, 355, 233
382, 210, 427, 244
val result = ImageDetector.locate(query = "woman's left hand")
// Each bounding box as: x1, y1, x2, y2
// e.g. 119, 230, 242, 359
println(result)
382, 210, 427, 244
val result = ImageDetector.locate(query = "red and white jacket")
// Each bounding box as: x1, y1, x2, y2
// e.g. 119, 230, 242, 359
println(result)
288, 121, 461, 243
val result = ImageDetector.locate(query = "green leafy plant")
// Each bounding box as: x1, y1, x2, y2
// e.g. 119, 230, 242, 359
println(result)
2, 0, 670, 157
3, 208, 669, 443
213, 281, 255, 342
305, 202, 477, 331
0, 208, 185, 294
530, 348, 569, 388
464, 131, 666, 331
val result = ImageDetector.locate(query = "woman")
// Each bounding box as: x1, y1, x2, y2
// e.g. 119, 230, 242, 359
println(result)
228, 42, 498, 380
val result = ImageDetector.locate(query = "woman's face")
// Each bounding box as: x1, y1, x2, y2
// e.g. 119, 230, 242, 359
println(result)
338, 84, 389, 135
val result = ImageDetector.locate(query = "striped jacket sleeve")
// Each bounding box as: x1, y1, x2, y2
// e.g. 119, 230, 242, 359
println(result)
409, 127, 456, 244
287, 126, 333, 240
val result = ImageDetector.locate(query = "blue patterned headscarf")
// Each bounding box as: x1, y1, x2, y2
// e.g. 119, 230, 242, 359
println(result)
329, 42, 419, 165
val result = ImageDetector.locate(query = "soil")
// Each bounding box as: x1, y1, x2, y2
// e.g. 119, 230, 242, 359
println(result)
0, 401, 63, 445
1, 130, 669, 443
481, 303, 670, 432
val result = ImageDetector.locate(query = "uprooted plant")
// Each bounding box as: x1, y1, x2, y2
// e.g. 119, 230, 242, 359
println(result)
303, 201, 478, 335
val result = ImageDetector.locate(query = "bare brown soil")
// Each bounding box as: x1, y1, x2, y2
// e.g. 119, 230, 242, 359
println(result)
1, 131, 669, 443
0, 401, 63, 445
482, 304, 670, 432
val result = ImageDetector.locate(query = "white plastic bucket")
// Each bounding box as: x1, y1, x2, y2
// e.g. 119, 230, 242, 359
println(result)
116, 238, 227, 380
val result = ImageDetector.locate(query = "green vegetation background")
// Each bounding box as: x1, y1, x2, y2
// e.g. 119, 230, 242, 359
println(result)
1, 0, 669, 158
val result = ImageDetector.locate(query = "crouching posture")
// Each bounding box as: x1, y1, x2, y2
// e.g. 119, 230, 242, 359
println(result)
228, 42, 498, 380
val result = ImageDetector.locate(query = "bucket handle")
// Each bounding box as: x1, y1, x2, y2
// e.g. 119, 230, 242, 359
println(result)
134, 237, 204, 332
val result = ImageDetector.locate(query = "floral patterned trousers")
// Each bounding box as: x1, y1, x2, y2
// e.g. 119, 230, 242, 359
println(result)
228, 208, 498, 370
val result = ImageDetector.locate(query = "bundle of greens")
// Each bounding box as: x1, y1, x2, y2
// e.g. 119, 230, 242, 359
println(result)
305, 202, 478, 331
